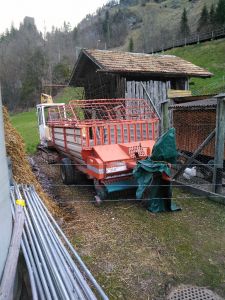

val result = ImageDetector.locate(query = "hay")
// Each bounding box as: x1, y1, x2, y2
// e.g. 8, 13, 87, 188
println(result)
3, 107, 59, 214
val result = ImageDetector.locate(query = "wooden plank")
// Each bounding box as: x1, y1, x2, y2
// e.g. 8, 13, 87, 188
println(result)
162, 100, 170, 133
173, 129, 216, 179
135, 81, 139, 98
66, 136, 81, 143
54, 128, 64, 133
146, 81, 150, 101
131, 81, 136, 98
161, 82, 167, 101
149, 81, 153, 101
126, 81, 132, 98
158, 81, 162, 102
177, 151, 225, 178
166, 81, 171, 91
153, 81, 158, 105
141, 82, 161, 120
0, 204, 25, 300
212, 95, 225, 193
143, 81, 148, 100
140, 82, 144, 99
168, 89, 192, 98
173, 180, 225, 205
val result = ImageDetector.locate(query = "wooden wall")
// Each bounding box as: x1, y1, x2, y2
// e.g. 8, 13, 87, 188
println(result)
84, 73, 125, 99
125, 80, 170, 115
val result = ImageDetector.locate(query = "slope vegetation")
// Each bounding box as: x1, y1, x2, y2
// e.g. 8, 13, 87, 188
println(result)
167, 38, 225, 95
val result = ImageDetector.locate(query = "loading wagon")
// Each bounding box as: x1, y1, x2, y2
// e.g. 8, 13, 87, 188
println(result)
37, 98, 159, 203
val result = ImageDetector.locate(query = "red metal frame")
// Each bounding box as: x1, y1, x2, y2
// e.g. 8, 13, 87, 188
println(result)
47, 98, 159, 181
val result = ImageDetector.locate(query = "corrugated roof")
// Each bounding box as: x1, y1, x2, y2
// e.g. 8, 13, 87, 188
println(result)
170, 98, 217, 110
83, 49, 213, 78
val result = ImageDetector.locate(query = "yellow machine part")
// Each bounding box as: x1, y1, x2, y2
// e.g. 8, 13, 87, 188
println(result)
41, 93, 53, 104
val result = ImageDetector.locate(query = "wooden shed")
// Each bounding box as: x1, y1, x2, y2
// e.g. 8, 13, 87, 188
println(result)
69, 49, 212, 117
171, 98, 225, 158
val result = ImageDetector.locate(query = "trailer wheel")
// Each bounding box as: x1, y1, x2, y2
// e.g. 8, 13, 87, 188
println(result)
94, 195, 103, 206
60, 158, 74, 185
94, 180, 108, 201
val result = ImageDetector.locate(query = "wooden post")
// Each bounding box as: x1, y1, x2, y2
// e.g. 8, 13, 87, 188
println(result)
161, 99, 169, 133
212, 94, 225, 194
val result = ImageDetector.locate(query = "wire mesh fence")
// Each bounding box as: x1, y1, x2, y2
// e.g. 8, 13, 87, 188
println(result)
170, 96, 225, 198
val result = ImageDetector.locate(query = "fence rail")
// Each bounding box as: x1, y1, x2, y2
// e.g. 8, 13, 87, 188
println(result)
148, 26, 225, 54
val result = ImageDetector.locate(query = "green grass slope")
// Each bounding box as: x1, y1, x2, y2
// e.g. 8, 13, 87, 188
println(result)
54, 87, 84, 103
121, 0, 216, 52
167, 38, 225, 95
11, 110, 39, 154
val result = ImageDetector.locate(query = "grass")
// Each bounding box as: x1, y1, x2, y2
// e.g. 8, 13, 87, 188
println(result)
10, 109, 39, 154
54, 87, 84, 103
167, 38, 225, 95
53, 179, 225, 299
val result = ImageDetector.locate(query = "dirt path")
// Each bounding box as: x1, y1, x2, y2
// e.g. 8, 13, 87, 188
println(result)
32, 152, 225, 300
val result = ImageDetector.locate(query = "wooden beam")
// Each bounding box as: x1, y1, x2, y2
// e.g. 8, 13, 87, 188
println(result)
173, 129, 216, 179
141, 82, 161, 120
212, 94, 225, 193
168, 89, 192, 98
173, 180, 225, 205
161, 99, 170, 133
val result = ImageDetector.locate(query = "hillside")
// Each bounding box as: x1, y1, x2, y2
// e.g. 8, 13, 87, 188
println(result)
166, 38, 225, 95
1, 0, 224, 111
12, 37, 225, 154
75, 0, 218, 53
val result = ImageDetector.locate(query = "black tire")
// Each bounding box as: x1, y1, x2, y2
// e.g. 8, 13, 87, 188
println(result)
94, 180, 108, 201
60, 158, 74, 185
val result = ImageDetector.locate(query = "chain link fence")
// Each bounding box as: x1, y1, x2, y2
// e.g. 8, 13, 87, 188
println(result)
170, 95, 225, 198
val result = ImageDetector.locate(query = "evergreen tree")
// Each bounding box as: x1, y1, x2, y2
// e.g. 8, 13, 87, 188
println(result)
179, 8, 190, 38
128, 37, 134, 52
215, 0, 225, 25
209, 3, 216, 28
197, 4, 209, 32
102, 10, 111, 46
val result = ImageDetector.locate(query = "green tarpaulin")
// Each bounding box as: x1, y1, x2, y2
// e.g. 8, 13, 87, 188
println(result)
134, 128, 181, 213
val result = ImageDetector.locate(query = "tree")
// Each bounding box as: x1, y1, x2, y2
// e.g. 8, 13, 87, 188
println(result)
197, 4, 209, 33
215, 0, 225, 25
128, 37, 134, 51
52, 59, 71, 84
20, 48, 45, 108
209, 4, 216, 29
179, 8, 190, 38
102, 10, 111, 47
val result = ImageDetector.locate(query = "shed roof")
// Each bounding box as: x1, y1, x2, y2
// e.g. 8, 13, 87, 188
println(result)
69, 49, 212, 85
170, 98, 217, 110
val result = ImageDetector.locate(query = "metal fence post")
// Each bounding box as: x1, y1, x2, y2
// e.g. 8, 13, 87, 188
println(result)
212, 94, 225, 193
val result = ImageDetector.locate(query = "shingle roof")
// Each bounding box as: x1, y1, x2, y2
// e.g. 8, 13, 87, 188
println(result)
83, 49, 213, 78
170, 98, 217, 110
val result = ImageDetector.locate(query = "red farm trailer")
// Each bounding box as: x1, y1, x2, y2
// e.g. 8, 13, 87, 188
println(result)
37, 98, 159, 203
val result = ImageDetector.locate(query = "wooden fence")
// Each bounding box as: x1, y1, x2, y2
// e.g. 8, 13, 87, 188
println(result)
148, 26, 225, 54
